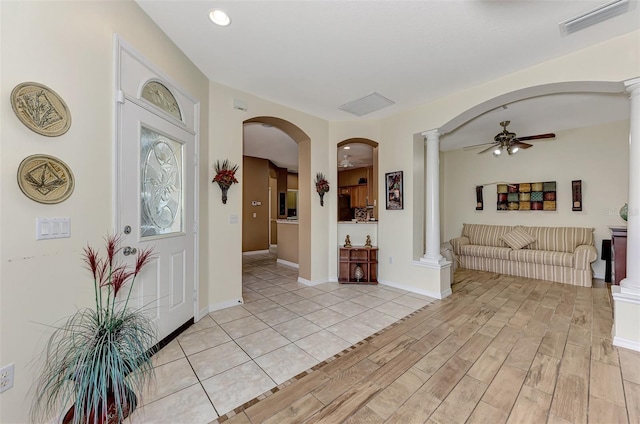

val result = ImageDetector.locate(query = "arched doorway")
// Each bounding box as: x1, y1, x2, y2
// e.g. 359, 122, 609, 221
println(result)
335, 138, 379, 279
243, 116, 312, 281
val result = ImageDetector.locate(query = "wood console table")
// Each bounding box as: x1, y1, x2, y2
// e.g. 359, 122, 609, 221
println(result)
609, 226, 627, 285
339, 247, 378, 284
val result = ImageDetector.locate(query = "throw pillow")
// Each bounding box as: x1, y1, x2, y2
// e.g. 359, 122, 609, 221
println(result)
500, 226, 536, 250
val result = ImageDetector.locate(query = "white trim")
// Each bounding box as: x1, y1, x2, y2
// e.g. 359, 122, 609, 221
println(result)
298, 276, 329, 286
208, 298, 244, 313
625, 77, 640, 87
593, 272, 605, 280
243, 250, 270, 255
613, 335, 640, 352
411, 259, 452, 270
195, 306, 210, 322
328, 277, 339, 283
612, 290, 640, 305
114, 34, 200, 338
276, 258, 299, 268
378, 278, 452, 300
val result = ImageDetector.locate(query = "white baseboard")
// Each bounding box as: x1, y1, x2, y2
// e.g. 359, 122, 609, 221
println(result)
613, 335, 640, 352
378, 279, 452, 300
276, 258, 299, 268
242, 250, 270, 255
207, 297, 244, 314
298, 276, 331, 286
593, 272, 605, 280
328, 277, 339, 283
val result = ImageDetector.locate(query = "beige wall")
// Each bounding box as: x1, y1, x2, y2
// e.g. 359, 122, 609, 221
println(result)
0, 1, 210, 422
242, 156, 270, 252
443, 120, 630, 277
277, 222, 299, 264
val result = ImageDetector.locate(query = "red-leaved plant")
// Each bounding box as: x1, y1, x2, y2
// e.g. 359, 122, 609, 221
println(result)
32, 235, 157, 424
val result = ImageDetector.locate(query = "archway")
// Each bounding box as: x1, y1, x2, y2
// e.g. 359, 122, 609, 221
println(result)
243, 116, 313, 281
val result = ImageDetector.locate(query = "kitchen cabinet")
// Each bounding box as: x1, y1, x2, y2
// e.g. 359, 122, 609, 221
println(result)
350, 185, 368, 208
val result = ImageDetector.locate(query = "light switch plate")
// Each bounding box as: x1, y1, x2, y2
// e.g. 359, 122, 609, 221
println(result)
37, 218, 71, 240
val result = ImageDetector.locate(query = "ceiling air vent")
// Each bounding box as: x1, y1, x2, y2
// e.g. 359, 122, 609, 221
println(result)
559, 0, 631, 36
339, 92, 395, 117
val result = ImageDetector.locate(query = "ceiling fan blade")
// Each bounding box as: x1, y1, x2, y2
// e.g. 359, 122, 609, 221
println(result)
463, 142, 498, 150
512, 141, 533, 149
478, 144, 499, 154
512, 133, 555, 142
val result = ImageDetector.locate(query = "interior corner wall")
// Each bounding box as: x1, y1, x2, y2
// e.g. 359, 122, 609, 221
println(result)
0, 2, 210, 423
442, 120, 630, 277
242, 156, 270, 252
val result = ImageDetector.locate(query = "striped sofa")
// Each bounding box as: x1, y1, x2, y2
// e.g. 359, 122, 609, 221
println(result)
450, 223, 598, 286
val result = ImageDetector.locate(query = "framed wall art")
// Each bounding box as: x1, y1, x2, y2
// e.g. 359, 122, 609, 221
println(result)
476, 185, 484, 210
497, 181, 556, 211
572, 180, 582, 211
385, 171, 403, 210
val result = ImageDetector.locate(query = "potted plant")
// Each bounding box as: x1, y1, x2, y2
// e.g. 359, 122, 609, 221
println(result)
31, 235, 156, 424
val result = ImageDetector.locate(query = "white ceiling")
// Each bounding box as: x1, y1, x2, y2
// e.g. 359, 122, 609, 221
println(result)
137, 0, 639, 165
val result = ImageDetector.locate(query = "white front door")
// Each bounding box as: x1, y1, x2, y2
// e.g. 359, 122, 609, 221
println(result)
118, 99, 196, 341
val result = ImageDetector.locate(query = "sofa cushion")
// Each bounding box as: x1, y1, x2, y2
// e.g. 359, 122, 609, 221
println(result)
524, 226, 594, 253
459, 245, 512, 260
500, 226, 536, 250
462, 223, 514, 248
509, 249, 574, 267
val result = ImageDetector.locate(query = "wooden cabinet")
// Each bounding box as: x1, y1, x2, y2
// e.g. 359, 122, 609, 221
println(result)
350, 185, 368, 208
339, 247, 378, 284
610, 226, 627, 285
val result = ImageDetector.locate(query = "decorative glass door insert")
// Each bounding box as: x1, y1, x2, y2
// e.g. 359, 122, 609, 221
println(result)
140, 126, 184, 237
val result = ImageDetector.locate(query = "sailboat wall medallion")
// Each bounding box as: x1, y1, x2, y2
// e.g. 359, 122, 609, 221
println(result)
17, 154, 75, 204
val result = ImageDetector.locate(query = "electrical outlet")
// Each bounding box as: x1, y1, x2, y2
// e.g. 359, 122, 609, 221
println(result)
0, 363, 15, 393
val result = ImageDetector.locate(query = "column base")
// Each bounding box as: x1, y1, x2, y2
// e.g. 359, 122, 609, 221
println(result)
612, 285, 640, 352
620, 277, 640, 296
420, 255, 450, 267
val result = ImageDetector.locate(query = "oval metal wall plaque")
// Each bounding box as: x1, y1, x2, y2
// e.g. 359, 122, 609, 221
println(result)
11, 82, 71, 137
17, 154, 75, 204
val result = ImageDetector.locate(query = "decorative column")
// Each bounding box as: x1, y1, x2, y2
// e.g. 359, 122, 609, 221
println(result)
420, 129, 448, 266
613, 77, 640, 352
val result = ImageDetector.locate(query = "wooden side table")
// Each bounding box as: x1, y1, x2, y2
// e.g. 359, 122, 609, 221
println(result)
609, 226, 627, 285
339, 246, 378, 284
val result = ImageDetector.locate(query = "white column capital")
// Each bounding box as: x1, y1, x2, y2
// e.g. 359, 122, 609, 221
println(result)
624, 77, 640, 93
422, 129, 442, 141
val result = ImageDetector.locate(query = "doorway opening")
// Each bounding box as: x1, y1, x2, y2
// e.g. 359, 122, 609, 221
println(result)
242, 116, 312, 281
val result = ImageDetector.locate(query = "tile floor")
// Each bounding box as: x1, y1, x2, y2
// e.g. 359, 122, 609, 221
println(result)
126, 252, 435, 423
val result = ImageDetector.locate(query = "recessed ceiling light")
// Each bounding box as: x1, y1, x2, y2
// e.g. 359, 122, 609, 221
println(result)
209, 9, 231, 26
343, 146, 351, 150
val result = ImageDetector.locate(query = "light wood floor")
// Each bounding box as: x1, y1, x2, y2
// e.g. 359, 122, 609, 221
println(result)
216, 269, 640, 424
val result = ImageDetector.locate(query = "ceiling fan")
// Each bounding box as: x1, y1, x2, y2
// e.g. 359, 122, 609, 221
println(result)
340, 155, 357, 168
464, 121, 556, 156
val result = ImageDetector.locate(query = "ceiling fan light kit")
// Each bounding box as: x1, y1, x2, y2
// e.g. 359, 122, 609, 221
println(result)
466, 121, 555, 157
